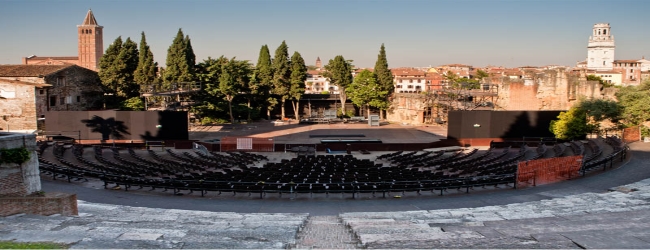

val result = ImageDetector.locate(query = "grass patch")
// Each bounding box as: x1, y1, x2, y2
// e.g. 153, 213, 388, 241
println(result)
0, 241, 68, 249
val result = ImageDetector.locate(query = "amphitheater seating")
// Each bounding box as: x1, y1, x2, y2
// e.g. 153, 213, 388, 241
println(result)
37, 137, 627, 199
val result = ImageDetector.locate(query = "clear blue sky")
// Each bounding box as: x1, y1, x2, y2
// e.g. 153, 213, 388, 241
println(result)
1, 0, 649, 68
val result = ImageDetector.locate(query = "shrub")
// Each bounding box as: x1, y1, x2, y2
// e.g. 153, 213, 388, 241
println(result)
0, 147, 31, 164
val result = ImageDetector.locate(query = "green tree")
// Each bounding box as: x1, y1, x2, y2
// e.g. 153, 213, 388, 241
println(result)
549, 98, 621, 140
120, 97, 145, 111
253, 45, 274, 119
373, 44, 394, 120
475, 69, 489, 80
194, 56, 229, 122
163, 28, 195, 87
549, 106, 592, 140
184, 35, 196, 77
219, 58, 251, 124
271, 41, 291, 120
348, 69, 385, 118
98, 36, 140, 103
98, 36, 123, 95
115, 37, 140, 98
616, 79, 650, 126
134, 32, 158, 86
587, 74, 614, 88
324, 55, 353, 117
289, 51, 307, 120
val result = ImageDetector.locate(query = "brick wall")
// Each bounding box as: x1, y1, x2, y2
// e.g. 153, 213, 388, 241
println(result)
0, 192, 78, 216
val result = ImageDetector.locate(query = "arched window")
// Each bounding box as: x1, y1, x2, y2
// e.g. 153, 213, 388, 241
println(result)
598, 29, 601, 35
603, 29, 607, 35
603, 61, 606, 66
89, 30, 92, 34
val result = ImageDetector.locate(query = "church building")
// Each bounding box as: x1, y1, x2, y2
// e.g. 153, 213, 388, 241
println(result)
21, 9, 104, 72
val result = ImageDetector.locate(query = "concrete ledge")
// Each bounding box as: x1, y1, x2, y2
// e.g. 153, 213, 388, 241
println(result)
0, 192, 78, 216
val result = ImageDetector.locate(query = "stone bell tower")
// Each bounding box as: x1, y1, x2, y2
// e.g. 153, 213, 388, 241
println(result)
77, 9, 104, 71
587, 23, 615, 71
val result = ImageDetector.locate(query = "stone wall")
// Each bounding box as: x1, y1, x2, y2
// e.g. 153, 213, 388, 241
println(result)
0, 193, 78, 216
495, 68, 603, 110
386, 93, 427, 125
0, 81, 38, 131
0, 133, 40, 196
40, 65, 104, 114
385, 68, 608, 125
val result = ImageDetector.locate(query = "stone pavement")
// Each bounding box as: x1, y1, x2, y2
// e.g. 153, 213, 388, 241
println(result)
341, 177, 650, 249
0, 201, 308, 249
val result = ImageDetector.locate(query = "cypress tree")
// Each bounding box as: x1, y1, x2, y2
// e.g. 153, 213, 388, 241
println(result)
134, 32, 157, 86
184, 35, 196, 81
373, 43, 394, 120
289, 51, 307, 120
163, 28, 194, 86
271, 41, 291, 120
116, 37, 139, 98
253, 45, 273, 119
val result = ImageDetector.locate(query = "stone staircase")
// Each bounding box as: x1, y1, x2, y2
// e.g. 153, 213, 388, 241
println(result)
291, 216, 360, 249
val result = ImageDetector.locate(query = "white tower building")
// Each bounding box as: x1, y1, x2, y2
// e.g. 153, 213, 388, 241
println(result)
587, 23, 615, 71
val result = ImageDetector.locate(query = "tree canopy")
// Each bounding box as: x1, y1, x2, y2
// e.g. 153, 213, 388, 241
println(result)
218, 58, 251, 124
616, 79, 650, 126
163, 28, 195, 86
134, 32, 158, 86
289, 51, 307, 120
253, 45, 274, 119
348, 69, 385, 118
98, 36, 140, 104
373, 44, 394, 119
550, 98, 622, 140
271, 41, 291, 119
324, 55, 353, 117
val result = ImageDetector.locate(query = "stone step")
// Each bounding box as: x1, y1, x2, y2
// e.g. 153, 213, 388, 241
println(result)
292, 216, 360, 249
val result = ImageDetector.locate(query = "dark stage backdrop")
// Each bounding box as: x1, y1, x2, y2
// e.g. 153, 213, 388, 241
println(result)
44, 111, 188, 140
447, 110, 563, 140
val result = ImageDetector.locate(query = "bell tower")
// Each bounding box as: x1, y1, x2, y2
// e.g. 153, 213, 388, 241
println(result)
587, 23, 615, 71
77, 9, 103, 71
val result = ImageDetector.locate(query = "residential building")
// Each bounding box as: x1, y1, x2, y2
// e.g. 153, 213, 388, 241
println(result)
21, 9, 103, 71
0, 65, 103, 131
612, 60, 642, 85
392, 67, 427, 93
305, 69, 339, 94
588, 70, 623, 85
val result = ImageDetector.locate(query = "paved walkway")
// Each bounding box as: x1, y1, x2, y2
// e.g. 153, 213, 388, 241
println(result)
3, 134, 650, 248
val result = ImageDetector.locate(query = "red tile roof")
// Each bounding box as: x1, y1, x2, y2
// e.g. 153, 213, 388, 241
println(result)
391, 67, 425, 76
0, 65, 71, 77
307, 70, 323, 76
26, 56, 78, 61
0, 78, 51, 87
